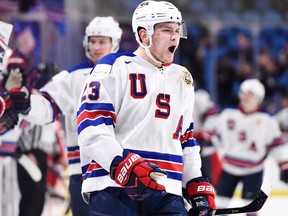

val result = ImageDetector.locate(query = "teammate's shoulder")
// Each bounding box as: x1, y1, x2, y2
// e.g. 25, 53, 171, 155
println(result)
67, 60, 94, 73
97, 52, 135, 66
91, 52, 135, 76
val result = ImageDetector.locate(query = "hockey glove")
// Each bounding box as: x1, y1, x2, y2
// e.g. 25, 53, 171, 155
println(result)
0, 106, 19, 130
0, 92, 19, 130
279, 162, 288, 183
187, 177, 216, 216
9, 87, 31, 115
110, 150, 167, 201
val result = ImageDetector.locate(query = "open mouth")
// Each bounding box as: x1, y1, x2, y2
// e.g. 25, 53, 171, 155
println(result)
168, 46, 176, 53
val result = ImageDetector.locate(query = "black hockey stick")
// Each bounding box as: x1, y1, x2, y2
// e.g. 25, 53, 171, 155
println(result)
213, 161, 274, 215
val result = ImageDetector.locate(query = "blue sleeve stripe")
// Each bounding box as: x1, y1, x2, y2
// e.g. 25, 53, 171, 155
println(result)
181, 139, 200, 149
129, 149, 182, 163
67, 146, 80, 151
39, 91, 62, 122
68, 158, 81, 165
83, 169, 109, 180
166, 171, 182, 181
77, 117, 114, 134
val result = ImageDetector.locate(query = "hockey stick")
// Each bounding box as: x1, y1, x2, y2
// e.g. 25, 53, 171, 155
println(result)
17, 154, 42, 182
0, 152, 42, 182
213, 161, 274, 215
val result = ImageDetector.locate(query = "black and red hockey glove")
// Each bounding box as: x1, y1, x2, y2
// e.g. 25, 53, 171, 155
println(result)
9, 87, 31, 115
0, 93, 19, 131
0, 108, 19, 130
187, 177, 216, 216
110, 150, 167, 201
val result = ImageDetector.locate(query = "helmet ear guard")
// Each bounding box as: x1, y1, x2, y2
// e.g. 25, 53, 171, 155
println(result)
83, 16, 122, 60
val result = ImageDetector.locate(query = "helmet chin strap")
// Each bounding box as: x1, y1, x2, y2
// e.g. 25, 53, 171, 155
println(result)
139, 35, 163, 66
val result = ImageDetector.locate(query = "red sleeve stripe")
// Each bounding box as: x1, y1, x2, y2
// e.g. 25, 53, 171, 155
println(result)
77, 110, 116, 126
67, 151, 80, 159
180, 130, 194, 143
145, 159, 183, 173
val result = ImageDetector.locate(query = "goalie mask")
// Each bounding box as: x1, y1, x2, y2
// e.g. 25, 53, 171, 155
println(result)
132, 1, 187, 64
83, 16, 122, 60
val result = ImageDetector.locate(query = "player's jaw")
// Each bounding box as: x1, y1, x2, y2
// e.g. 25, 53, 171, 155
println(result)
90, 51, 110, 63
150, 44, 178, 64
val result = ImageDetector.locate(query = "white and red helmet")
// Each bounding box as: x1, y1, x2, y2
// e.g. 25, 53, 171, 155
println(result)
83, 16, 122, 60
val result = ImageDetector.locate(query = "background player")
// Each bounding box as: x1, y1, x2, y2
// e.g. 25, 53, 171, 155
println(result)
199, 79, 288, 216
193, 85, 221, 186
77, 1, 216, 215
0, 47, 62, 216
9, 16, 122, 216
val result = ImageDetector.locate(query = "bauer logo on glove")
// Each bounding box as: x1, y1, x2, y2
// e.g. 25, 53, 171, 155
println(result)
110, 150, 167, 201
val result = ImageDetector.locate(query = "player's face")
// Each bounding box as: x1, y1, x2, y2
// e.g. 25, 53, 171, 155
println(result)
150, 22, 180, 64
88, 36, 112, 64
239, 91, 259, 113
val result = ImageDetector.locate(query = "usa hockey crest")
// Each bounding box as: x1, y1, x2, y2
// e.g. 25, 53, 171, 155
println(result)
182, 70, 192, 86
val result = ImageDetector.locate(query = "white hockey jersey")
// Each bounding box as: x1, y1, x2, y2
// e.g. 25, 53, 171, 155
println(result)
22, 61, 94, 175
193, 88, 218, 133
77, 52, 203, 202
202, 108, 288, 176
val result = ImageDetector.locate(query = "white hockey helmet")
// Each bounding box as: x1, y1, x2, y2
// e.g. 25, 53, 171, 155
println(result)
83, 16, 122, 59
132, 1, 187, 47
239, 79, 265, 104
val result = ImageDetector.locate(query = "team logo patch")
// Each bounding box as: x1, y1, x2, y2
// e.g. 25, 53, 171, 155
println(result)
182, 70, 192, 86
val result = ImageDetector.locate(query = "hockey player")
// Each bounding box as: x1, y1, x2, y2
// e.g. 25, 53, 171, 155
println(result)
199, 79, 288, 216
77, 1, 216, 215
193, 86, 221, 186
10, 17, 122, 216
